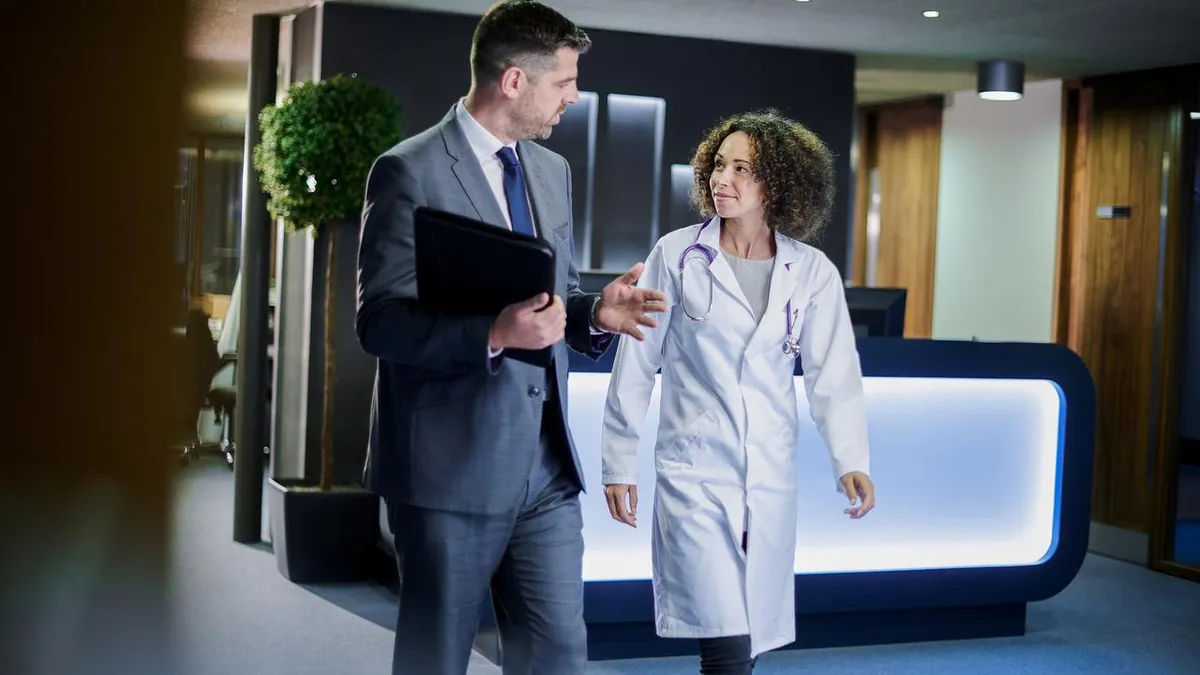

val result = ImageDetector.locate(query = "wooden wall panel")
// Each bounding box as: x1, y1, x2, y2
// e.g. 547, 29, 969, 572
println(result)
1057, 68, 1195, 533
851, 99, 943, 337
851, 113, 870, 288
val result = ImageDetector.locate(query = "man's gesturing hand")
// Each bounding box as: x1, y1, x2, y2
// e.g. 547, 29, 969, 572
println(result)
594, 263, 669, 341
489, 293, 566, 351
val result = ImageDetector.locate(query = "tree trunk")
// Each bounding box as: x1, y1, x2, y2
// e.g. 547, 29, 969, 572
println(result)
319, 224, 336, 491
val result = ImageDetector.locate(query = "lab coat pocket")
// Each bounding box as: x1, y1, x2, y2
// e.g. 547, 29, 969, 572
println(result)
657, 409, 718, 467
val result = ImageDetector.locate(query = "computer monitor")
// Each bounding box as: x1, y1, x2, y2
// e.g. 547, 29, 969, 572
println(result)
578, 271, 622, 295
845, 286, 907, 338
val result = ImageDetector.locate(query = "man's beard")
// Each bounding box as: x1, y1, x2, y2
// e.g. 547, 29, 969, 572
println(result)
510, 115, 555, 141
509, 96, 558, 141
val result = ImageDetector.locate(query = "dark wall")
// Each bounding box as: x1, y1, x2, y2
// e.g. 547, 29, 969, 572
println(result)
318, 1, 856, 273
303, 221, 377, 485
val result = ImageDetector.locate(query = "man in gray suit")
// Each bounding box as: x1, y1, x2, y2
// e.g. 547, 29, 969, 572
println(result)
356, 2, 667, 674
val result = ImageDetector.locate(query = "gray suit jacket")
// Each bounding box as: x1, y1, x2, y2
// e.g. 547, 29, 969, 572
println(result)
356, 106, 612, 515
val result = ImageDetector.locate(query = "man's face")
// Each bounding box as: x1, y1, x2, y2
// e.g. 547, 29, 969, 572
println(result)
511, 46, 580, 141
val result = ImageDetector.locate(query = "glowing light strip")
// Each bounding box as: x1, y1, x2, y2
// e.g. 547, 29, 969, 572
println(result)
569, 375, 1063, 580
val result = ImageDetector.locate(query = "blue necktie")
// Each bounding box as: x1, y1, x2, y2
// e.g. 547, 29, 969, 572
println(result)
496, 146, 536, 237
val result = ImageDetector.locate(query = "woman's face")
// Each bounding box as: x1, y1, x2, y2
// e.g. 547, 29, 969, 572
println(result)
708, 131, 765, 222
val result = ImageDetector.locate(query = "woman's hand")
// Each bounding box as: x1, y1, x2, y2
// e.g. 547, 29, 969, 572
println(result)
604, 484, 638, 527
839, 471, 876, 519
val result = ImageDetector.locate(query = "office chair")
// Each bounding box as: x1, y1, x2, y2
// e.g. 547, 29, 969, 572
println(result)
176, 306, 239, 469
177, 308, 219, 463
207, 356, 238, 469
190, 272, 275, 469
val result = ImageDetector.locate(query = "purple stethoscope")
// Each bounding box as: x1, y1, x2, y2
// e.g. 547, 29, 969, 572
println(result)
677, 219, 802, 357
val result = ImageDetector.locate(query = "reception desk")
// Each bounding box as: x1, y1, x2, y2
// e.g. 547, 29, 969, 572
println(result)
473, 338, 1096, 663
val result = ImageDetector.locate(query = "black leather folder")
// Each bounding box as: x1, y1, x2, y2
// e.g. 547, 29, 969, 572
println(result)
413, 206, 556, 367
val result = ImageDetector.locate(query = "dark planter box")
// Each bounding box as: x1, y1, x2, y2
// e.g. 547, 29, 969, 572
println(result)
268, 477, 380, 584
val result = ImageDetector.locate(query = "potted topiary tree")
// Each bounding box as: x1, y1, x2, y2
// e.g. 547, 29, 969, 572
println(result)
254, 72, 402, 583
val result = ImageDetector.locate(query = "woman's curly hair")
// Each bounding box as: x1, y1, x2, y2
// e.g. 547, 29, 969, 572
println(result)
690, 109, 836, 243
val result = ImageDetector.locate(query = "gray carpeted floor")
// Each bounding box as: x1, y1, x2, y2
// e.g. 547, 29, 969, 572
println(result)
170, 459, 1200, 675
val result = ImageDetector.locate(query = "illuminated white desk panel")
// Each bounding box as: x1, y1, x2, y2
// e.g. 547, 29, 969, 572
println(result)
568, 374, 1063, 581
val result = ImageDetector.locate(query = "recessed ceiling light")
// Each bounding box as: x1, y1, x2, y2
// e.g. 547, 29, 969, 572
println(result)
923, 10, 940, 18
795, 0, 811, 3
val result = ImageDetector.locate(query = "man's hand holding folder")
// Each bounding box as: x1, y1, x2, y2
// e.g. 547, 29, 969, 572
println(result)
488, 292, 566, 352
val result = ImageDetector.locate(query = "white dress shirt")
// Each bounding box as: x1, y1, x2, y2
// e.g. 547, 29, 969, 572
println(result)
454, 100, 536, 236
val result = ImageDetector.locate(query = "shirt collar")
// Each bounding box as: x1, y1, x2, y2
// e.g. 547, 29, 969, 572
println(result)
455, 99, 515, 165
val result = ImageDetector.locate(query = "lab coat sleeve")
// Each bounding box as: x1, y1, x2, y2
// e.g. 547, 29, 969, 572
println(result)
797, 256, 871, 491
600, 240, 675, 485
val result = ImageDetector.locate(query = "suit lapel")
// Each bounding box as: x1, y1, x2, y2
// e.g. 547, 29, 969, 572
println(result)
517, 142, 552, 241
440, 109, 508, 227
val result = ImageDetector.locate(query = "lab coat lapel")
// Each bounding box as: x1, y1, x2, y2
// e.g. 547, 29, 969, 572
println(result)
698, 218, 753, 316
748, 232, 802, 351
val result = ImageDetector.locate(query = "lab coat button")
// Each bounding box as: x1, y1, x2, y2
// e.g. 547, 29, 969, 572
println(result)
528, 386, 542, 398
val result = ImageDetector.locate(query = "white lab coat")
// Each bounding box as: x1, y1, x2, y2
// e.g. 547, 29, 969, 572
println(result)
600, 218, 871, 658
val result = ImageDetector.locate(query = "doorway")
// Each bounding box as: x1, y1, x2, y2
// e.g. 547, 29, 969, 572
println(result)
1156, 108, 1200, 577
1054, 67, 1199, 582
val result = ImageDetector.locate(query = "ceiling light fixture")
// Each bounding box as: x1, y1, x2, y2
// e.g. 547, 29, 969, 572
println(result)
1190, 111, 1200, 120
923, 10, 940, 18
977, 60, 1025, 101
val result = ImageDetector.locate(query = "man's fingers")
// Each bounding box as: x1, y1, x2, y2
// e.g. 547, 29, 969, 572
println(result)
618, 262, 645, 285
642, 299, 669, 313
625, 326, 646, 341
535, 294, 564, 314
520, 292, 550, 311
629, 486, 638, 515
638, 289, 668, 305
636, 315, 658, 329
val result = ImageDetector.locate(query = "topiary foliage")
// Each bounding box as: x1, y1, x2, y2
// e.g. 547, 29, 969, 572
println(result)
254, 73, 402, 234
253, 74, 401, 491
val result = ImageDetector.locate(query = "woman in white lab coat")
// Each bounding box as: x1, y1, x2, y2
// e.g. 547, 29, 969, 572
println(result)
601, 109, 876, 674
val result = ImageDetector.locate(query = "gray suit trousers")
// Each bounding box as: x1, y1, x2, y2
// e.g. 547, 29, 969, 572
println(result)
385, 411, 587, 675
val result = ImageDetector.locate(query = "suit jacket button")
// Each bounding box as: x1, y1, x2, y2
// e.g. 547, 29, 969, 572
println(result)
528, 386, 541, 398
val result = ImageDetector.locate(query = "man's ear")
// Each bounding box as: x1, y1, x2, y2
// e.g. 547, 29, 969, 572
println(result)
498, 66, 524, 99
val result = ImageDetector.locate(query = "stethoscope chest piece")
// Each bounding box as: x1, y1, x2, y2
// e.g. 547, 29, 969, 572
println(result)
782, 338, 800, 356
